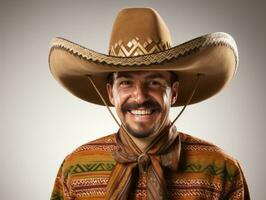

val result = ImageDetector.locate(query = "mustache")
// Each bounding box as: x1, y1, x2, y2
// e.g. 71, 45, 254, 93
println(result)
122, 100, 161, 112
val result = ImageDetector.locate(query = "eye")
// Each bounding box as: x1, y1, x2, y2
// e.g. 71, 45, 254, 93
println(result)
119, 80, 132, 87
147, 80, 162, 87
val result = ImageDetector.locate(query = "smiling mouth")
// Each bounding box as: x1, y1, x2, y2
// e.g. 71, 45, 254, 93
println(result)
129, 109, 156, 116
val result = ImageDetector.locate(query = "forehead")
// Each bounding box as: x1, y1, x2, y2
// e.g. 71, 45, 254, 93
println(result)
113, 71, 171, 80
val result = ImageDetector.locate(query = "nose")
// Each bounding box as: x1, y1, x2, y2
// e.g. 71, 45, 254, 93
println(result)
132, 82, 148, 104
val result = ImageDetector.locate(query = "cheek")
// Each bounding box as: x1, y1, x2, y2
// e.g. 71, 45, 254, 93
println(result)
161, 88, 172, 107
112, 89, 129, 108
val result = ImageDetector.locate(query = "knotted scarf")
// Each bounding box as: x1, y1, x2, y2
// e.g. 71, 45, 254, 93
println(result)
105, 125, 181, 200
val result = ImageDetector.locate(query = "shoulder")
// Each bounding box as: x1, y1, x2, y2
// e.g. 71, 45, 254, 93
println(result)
72, 133, 117, 154
61, 133, 117, 171
180, 132, 236, 160
179, 132, 241, 180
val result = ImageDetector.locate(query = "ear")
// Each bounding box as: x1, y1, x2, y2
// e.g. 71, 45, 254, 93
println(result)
106, 83, 115, 105
171, 81, 179, 105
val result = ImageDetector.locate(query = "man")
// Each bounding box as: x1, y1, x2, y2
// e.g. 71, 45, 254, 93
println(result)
49, 8, 250, 200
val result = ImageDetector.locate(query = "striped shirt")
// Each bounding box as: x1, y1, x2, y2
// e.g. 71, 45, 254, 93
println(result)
50, 132, 250, 200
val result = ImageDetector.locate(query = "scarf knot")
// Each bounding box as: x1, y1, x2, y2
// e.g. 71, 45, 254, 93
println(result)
138, 153, 150, 174
105, 126, 181, 200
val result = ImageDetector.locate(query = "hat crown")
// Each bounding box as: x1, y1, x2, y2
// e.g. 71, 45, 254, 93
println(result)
108, 8, 172, 57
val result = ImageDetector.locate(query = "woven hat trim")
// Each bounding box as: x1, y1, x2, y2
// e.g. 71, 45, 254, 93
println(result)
49, 32, 238, 69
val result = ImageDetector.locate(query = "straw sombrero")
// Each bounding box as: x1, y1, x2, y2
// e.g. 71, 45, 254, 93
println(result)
49, 7, 238, 107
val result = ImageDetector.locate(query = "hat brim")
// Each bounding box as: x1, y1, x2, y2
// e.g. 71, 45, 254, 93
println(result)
49, 32, 238, 107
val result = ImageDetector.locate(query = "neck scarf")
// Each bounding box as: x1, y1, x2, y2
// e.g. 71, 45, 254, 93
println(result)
105, 125, 181, 200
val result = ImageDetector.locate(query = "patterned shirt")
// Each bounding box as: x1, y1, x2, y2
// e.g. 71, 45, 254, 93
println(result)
50, 132, 250, 200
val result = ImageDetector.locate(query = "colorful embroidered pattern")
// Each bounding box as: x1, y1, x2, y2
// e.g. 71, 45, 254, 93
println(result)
50, 132, 249, 200
182, 163, 239, 181
71, 177, 108, 197
64, 162, 115, 178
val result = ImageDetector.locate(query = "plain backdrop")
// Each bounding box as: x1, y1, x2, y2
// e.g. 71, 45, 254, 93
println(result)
1, 0, 265, 199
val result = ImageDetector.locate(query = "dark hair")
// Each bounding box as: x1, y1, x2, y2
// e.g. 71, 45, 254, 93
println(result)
106, 71, 179, 85
106, 73, 115, 85
169, 72, 179, 85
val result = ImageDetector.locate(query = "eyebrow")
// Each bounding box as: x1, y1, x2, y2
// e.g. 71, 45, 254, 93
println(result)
115, 72, 165, 80
115, 73, 132, 79
145, 73, 165, 79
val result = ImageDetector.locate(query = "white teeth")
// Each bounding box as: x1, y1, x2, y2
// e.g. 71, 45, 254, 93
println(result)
130, 109, 152, 115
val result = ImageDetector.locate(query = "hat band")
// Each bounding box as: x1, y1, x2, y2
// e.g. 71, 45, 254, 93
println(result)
109, 37, 171, 57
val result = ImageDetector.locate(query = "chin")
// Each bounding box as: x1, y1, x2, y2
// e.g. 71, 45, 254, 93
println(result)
126, 125, 154, 138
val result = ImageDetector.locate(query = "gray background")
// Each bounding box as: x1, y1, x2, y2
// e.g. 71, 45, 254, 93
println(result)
1, 0, 265, 199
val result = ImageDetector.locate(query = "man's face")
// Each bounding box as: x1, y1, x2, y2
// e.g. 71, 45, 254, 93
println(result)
106, 71, 179, 138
